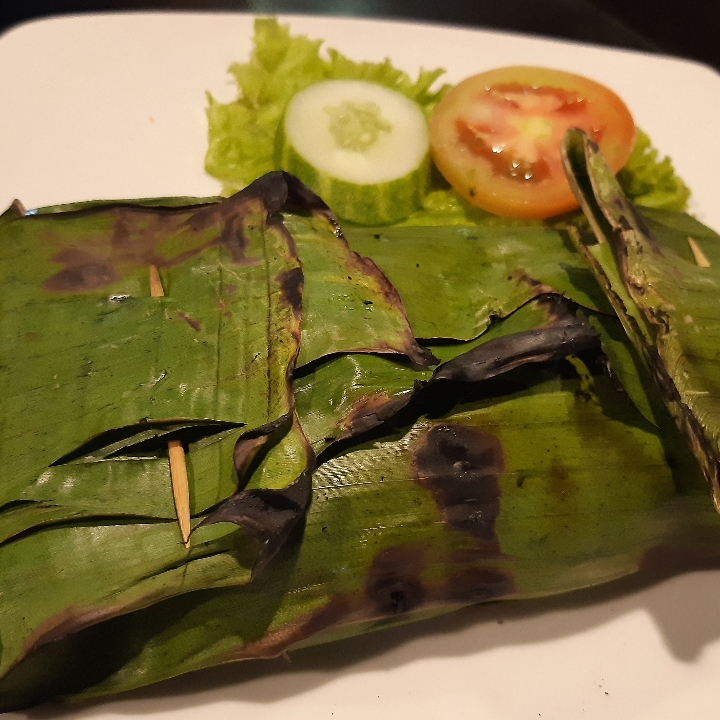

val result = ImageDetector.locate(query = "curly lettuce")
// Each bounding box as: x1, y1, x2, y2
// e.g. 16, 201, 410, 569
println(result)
206, 18, 449, 194
617, 128, 691, 212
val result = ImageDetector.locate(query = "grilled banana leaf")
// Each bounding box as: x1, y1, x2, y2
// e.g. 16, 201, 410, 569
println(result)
1, 351, 717, 709
295, 295, 599, 454
1, 182, 301, 494
3, 169, 720, 710
1, 172, 436, 545
563, 128, 720, 508
344, 224, 613, 340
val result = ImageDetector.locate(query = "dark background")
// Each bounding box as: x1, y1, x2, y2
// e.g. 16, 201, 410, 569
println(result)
1, 0, 718, 72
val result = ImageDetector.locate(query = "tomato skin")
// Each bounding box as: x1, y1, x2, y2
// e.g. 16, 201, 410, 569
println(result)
429, 66, 636, 219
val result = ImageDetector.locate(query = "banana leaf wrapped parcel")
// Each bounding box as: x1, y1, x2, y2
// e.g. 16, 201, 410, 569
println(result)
3, 147, 720, 710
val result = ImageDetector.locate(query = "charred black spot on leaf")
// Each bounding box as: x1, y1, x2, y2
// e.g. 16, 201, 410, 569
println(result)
219, 222, 257, 265
210, 207, 263, 266
508, 270, 555, 295
44, 252, 118, 293
281, 171, 334, 217
445, 567, 514, 602
338, 392, 415, 440
534, 294, 574, 322
177, 312, 201, 333
548, 459, 575, 500
244, 171, 293, 214
105, 212, 182, 260
631, 207, 662, 253
190, 173, 289, 232
276, 267, 304, 314
365, 545, 427, 616
221, 595, 353, 663
198, 470, 313, 577
412, 424, 503, 541
292, 595, 353, 641
105, 208, 179, 266
185, 174, 299, 265
108, 216, 132, 250
448, 547, 502, 565
432, 314, 600, 385
32, 175, 319, 292
39, 195, 256, 291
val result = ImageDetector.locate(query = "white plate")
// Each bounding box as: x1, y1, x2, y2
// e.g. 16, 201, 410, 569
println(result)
3, 12, 720, 720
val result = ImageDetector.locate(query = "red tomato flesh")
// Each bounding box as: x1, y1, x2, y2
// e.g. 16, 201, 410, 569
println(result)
429, 67, 636, 219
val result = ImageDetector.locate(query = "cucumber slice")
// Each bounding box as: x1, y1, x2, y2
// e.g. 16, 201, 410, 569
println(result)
280, 80, 430, 225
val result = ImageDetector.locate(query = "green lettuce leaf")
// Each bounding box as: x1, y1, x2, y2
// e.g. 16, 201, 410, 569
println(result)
205, 17, 448, 192
617, 128, 691, 211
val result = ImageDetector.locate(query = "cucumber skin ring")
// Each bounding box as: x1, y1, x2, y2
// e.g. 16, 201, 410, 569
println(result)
277, 79, 431, 225
279, 134, 430, 225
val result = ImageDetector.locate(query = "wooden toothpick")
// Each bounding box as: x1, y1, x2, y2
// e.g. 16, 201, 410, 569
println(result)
149, 264, 165, 297
149, 264, 191, 548
168, 440, 191, 548
688, 237, 711, 268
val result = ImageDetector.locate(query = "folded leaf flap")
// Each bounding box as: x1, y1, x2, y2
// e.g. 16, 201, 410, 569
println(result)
196, 411, 314, 572
562, 128, 720, 510
0, 515, 259, 680
201, 471, 312, 555
294, 295, 601, 455
587, 312, 667, 428
433, 299, 600, 384
0, 426, 249, 545
280, 174, 435, 368
51, 421, 243, 464
1, 172, 305, 539
345, 224, 614, 340
0, 427, 307, 678
293, 353, 430, 454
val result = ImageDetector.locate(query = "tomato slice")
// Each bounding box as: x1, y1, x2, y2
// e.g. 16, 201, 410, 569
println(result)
429, 66, 636, 219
